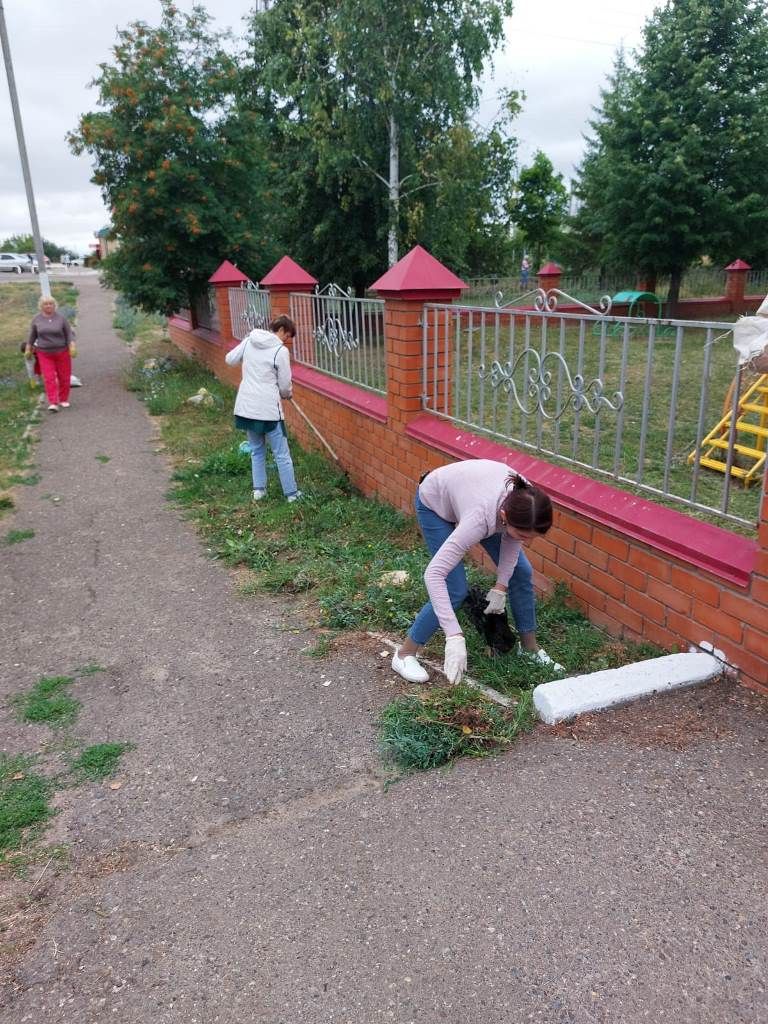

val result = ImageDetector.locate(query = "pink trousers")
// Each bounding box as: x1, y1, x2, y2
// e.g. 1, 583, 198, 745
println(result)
37, 349, 71, 405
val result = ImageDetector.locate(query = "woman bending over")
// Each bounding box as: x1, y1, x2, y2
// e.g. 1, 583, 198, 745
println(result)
392, 459, 563, 685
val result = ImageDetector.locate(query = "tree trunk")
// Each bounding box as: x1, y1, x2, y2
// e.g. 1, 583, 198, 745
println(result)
667, 268, 682, 316
387, 113, 399, 267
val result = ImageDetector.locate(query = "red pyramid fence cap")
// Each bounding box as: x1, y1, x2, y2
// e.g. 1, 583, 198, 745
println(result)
260, 255, 318, 288
537, 261, 563, 275
209, 260, 251, 286
370, 245, 467, 298
725, 259, 751, 271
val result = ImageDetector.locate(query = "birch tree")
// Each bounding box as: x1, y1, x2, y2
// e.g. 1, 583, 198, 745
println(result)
248, 0, 513, 267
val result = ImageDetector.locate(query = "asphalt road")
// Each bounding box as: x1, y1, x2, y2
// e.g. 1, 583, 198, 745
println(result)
1, 274, 766, 1023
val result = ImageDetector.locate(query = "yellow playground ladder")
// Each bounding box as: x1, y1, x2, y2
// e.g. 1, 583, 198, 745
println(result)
688, 373, 768, 485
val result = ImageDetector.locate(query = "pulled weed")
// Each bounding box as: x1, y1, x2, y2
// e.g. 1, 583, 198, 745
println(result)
379, 686, 534, 771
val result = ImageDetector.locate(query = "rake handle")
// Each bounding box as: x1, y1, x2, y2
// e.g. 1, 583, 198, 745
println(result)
291, 398, 340, 463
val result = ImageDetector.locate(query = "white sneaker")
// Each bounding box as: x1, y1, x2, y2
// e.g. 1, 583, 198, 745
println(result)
286, 490, 303, 503
48, 404, 58, 412
60, 401, 70, 408
391, 650, 429, 684
518, 644, 564, 673
252, 488, 267, 501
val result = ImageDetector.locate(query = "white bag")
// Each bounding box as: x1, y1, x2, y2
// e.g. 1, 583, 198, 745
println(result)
733, 294, 768, 365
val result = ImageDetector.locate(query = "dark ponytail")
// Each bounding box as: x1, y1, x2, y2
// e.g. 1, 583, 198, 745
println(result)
500, 474, 553, 534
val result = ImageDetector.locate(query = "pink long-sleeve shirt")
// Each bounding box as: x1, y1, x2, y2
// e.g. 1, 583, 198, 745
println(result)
418, 460, 523, 636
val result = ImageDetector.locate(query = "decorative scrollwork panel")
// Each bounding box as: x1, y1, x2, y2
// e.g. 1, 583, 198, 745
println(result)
478, 348, 623, 420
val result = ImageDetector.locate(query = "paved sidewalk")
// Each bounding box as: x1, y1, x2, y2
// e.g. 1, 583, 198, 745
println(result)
1, 276, 766, 1023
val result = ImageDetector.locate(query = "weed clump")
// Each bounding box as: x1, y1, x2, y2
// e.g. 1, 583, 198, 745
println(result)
379, 686, 534, 772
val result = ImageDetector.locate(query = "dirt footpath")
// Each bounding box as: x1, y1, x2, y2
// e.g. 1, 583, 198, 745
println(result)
1, 275, 766, 1024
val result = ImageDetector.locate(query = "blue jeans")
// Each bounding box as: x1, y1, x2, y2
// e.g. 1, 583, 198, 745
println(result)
408, 488, 536, 646
246, 425, 298, 497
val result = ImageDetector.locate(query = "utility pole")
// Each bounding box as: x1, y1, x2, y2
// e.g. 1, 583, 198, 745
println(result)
0, 0, 51, 297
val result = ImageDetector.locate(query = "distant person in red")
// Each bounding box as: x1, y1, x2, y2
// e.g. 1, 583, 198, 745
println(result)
26, 296, 77, 411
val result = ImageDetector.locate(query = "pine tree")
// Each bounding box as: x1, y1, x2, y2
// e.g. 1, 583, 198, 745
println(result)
576, 0, 768, 308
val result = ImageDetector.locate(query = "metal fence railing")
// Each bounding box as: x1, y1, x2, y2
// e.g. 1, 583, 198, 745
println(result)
227, 285, 271, 341
289, 289, 386, 395
422, 301, 765, 528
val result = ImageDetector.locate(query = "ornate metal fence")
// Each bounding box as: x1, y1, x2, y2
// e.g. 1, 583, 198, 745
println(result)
422, 294, 763, 527
289, 287, 386, 394
228, 284, 272, 341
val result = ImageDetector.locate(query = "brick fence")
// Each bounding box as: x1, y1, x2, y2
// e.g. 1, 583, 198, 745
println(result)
167, 251, 768, 694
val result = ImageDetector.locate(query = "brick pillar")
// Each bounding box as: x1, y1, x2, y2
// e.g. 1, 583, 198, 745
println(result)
537, 261, 562, 295
725, 259, 751, 314
261, 256, 319, 359
263, 284, 291, 321
208, 259, 252, 345
210, 285, 235, 344
371, 245, 467, 433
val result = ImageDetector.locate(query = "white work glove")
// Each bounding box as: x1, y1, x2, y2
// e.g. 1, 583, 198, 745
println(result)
483, 587, 507, 615
444, 634, 467, 685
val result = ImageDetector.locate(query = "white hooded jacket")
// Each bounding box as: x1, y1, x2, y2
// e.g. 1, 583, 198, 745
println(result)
225, 328, 292, 421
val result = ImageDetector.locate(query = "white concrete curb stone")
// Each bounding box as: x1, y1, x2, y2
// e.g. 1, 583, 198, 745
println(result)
532, 652, 724, 725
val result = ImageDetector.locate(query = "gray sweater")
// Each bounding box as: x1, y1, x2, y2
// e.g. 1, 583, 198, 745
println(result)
28, 312, 72, 352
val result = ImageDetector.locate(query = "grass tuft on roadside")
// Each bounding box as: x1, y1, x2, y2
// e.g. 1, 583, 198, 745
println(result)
0, 755, 53, 855
3, 528, 34, 545
11, 675, 79, 727
70, 742, 133, 781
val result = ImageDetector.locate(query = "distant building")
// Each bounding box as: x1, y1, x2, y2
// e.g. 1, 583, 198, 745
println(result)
94, 225, 120, 259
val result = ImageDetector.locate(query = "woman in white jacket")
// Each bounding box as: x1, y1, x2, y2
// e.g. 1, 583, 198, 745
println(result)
225, 315, 302, 502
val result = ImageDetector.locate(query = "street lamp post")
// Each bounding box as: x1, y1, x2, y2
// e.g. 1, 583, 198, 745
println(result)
0, 0, 51, 297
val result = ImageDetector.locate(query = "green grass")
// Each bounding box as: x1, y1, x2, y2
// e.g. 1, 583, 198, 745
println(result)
0, 281, 78, 517
11, 675, 79, 727
113, 294, 168, 346
95, 454, 111, 464
0, 755, 53, 854
70, 742, 133, 781
2, 662, 127, 866
378, 685, 535, 771
3, 527, 34, 545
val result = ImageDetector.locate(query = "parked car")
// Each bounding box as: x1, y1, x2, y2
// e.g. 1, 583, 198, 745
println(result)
0, 252, 30, 274
24, 253, 51, 272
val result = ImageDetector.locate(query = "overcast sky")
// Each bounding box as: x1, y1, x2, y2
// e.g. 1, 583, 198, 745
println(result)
0, 0, 661, 256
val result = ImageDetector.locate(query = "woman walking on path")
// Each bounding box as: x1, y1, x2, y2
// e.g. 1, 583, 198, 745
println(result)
392, 460, 563, 686
26, 295, 76, 411
225, 314, 302, 503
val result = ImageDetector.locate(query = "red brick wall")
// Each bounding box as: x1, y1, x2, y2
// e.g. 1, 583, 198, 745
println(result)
167, 308, 768, 695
